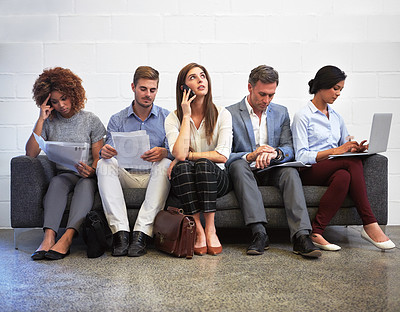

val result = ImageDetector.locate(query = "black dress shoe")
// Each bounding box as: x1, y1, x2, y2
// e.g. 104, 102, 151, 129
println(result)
247, 232, 270, 255
293, 234, 322, 258
128, 231, 149, 257
31, 250, 47, 260
44, 249, 70, 260
112, 231, 129, 257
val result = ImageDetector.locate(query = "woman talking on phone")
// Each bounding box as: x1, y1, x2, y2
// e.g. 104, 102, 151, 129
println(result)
291, 65, 395, 251
26, 67, 106, 260
165, 63, 232, 256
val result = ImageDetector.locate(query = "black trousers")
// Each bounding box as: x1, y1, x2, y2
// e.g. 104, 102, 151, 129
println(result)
170, 158, 231, 215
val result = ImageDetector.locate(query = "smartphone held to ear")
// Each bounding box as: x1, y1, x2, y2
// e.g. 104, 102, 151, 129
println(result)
182, 84, 195, 98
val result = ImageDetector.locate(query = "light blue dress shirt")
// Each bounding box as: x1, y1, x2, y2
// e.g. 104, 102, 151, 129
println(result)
291, 101, 349, 165
106, 101, 171, 157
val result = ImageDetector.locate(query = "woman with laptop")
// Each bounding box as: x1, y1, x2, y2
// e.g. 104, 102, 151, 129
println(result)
291, 65, 395, 251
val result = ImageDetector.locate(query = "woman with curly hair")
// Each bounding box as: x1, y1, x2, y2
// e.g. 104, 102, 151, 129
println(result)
26, 67, 106, 260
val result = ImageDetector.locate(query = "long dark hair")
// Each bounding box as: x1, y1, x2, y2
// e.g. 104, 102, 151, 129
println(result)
308, 65, 347, 94
175, 63, 218, 145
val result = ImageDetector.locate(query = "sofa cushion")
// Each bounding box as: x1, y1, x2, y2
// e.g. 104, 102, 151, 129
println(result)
97, 186, 355, 212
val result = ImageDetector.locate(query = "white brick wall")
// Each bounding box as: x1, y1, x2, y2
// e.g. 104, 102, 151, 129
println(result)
379, 74, 400, 98
60, 16, 111, 41
45, 43, 96, 72
0, 43, 43, 72
96, 42, 149, 73
1, 0, 400, 227
0, 16, 58, 42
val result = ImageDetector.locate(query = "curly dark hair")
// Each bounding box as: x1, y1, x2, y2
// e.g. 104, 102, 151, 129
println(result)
32, 67, 86, 114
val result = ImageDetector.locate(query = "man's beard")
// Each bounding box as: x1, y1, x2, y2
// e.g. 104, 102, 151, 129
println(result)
135, 98, 153, 108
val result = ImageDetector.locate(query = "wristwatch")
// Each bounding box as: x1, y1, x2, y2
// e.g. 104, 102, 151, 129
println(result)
275, 148, 284, 161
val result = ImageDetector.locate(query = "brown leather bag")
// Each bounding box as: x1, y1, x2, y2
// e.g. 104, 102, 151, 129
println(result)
153, 206, 196, 259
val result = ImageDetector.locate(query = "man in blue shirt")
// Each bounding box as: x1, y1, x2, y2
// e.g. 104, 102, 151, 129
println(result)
97, 66, 171, 257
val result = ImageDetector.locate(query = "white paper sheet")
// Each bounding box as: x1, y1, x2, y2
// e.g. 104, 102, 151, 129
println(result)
33, 132, 89, 173
111, 131, 151, 170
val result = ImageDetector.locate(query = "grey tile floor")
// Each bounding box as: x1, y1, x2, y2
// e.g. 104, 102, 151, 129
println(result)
1, 226, 399, 312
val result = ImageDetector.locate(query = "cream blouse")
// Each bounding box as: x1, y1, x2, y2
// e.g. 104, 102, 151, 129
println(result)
164, 105, 232, 169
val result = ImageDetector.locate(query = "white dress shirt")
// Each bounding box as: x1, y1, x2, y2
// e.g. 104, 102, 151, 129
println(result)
243, 97, 268, 166
245, 96, 268, 147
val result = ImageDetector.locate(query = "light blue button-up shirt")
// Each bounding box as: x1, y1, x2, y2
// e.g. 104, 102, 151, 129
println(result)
106, 101, 171, 158
291, 101, 349, 165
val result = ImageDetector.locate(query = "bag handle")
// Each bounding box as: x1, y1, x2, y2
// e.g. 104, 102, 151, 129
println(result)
167, 206, 184, 215
185, 219, 195, 259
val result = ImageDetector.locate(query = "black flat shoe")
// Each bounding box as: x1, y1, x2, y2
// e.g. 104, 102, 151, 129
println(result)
247, 232, 270, 255
293, 234, 322, 258
31, 250, 47, 260
128, 231, 149, 257
44, 249, 70, 260
112, 231, 130, 257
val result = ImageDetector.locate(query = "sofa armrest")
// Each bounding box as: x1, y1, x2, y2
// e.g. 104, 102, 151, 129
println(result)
10, 155, 56, 228
362, 154, 388, 225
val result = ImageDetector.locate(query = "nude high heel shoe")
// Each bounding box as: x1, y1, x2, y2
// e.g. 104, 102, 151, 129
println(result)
194, 246, 207, 256
207, 245, 222, 256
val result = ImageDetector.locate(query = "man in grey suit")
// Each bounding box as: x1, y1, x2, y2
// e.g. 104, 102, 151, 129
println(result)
226, 65, 321, 258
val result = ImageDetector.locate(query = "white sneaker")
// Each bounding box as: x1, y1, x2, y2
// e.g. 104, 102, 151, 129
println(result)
361, 228, 396, 250
312, 241, 341, 251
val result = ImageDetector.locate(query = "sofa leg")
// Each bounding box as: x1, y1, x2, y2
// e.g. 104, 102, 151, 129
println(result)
14, 228, 37, 250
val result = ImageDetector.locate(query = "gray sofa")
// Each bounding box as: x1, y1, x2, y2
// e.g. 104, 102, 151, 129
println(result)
11, 154, 388, 245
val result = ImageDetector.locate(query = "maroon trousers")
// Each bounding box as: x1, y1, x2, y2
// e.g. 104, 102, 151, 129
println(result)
299, 157, 377, 235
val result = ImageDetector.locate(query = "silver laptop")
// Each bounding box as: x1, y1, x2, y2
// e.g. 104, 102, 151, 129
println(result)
329, 113, 392, 158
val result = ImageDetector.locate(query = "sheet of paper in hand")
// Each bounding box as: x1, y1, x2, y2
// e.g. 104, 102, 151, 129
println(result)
33, 132, 89, 173
111, 131, 151, 170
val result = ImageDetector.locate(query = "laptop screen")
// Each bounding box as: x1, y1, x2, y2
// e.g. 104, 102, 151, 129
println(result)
368, 113, 392, 153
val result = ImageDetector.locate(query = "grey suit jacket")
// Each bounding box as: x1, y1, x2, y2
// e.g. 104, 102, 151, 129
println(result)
226, 97, 294, 168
